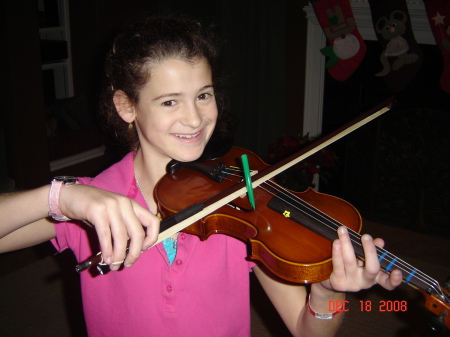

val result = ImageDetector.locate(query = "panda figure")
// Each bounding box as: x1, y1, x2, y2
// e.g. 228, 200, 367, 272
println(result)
375, 10, 419, 76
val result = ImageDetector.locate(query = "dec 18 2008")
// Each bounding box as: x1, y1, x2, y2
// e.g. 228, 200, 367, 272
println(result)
328, 300, 408, 312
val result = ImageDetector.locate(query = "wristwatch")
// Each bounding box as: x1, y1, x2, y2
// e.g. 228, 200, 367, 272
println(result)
48, 176, 78, 221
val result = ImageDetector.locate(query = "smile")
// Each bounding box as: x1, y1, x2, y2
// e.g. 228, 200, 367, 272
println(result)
174, 132, 201, 139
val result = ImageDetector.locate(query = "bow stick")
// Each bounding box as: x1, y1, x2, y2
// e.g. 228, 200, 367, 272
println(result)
76, 96, 394, 273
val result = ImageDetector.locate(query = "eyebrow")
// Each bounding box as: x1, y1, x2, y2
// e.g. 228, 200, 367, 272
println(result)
152, 85, 214, 102
152, 92, 182, 101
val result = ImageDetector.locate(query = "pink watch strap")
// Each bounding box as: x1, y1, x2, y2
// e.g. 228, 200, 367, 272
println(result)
49, 177, 76, 221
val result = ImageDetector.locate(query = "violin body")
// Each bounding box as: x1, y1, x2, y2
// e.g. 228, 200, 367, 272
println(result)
154, 146, 361, 283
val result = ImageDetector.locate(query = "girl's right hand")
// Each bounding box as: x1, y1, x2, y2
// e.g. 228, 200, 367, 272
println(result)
59, 184, 160, 270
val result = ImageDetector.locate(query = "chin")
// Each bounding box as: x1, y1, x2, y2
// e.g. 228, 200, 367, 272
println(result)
172, 148, 204, 163
179, 153, 203, 162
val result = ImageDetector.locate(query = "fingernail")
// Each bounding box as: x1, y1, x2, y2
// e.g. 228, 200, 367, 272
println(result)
363, 234, 373, 241
110, 264, 119, 271
105, 257, 112, 264
125, 264, 133, 268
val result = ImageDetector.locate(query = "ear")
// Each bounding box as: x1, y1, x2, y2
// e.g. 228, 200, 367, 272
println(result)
113, 90, 136, 123
376, 17, 388, 34
391, 10, 407, 23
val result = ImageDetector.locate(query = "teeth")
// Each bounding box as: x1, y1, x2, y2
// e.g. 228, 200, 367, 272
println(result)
175, 132, 200, 139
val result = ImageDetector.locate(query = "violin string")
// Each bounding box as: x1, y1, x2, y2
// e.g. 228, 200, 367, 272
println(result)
223, 172, 243, 178
221, 167, 443, 298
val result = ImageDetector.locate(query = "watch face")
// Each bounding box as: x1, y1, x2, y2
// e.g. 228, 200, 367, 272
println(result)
54, 176, 77, 185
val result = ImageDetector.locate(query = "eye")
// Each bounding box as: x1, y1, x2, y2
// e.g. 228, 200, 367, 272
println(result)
197, 93, 212, 101
162, 100, 176, 107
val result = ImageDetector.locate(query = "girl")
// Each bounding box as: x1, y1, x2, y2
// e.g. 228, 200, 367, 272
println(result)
0, 16, 402, 337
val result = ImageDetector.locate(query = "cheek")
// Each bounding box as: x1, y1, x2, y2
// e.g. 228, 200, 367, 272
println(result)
136, 114, 166, 139
210, 110, 218, 123
206, 110, 218, 133
207, 102, 219, 122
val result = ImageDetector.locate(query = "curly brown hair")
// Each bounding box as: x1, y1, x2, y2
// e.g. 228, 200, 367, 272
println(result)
100, 15, 224, 151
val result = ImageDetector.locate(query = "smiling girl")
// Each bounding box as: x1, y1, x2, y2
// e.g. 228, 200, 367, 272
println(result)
0, 16, 402, 337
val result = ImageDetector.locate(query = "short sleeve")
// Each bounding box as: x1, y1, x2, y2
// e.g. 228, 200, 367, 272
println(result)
51, 221, 70, 252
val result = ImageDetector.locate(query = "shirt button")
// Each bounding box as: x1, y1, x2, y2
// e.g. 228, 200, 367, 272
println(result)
166, 286, 172, 292
176, 259, 182, 265
180, 234, 186, 240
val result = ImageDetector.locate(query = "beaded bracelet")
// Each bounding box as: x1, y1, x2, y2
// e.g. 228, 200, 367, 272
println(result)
306, 294, 343, 319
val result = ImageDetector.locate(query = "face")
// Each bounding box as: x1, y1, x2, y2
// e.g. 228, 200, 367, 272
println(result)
133, 58, 218, 164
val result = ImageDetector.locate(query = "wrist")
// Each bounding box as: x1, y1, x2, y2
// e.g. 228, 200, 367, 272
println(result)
308, 283, 345, 314
306, 293, 344, 319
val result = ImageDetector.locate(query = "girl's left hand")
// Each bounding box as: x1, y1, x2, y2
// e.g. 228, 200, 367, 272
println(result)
320, 226, 403, 292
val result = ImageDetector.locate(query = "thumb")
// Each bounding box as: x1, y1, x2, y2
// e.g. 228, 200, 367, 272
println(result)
132, 202, 160, 250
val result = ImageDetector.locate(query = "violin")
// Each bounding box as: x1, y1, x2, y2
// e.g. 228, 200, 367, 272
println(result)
157, 145, 357, 283
75, 97, 450, 331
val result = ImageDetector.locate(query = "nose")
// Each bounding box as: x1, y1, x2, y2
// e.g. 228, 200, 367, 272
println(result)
181, 103, 202, 128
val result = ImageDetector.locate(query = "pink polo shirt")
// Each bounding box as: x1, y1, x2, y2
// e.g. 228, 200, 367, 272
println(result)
52, 153, 254, 337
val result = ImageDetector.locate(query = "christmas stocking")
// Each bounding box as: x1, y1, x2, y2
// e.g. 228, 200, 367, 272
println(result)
425, 0, 450, 93
311, 0, 367, 81
368, 0, 423, 92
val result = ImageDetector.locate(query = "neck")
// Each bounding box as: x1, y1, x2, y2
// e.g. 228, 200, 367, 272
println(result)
133, 148, 171, 213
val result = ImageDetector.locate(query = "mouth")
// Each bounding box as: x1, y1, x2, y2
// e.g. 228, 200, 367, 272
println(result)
174, 131, 201, 139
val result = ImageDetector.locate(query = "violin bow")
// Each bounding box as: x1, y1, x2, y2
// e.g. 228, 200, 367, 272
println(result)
151, 96, 395, 245
76, 96, 394, 275
75, 97, 393, 273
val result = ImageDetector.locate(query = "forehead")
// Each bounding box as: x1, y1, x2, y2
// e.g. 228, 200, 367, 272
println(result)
148, 57, 211, 80
140, 58, 212, 96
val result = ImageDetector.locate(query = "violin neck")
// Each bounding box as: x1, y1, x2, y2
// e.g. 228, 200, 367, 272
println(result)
267, 192, 449, 303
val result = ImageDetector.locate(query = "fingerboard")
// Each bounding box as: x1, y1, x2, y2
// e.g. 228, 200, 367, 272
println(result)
267, 192, 445, 299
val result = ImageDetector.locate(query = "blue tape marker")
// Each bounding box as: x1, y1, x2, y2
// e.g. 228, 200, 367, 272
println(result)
378, 251, 388, 262
385, 257, 398, 272
405, 269, 417, 284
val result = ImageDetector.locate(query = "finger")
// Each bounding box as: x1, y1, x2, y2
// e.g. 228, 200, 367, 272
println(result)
373, 237, 385, 248
143, 216, 160, 250
108, 210, 130, 271
132, 203, 160, 250
122, 209, 145, 268
337, 226, 358, 274
376, 269, 403, 290
91, 214, 114, 265
360, 234, 381, 279
123, 201, 160, 267
331, 238, 346, 278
